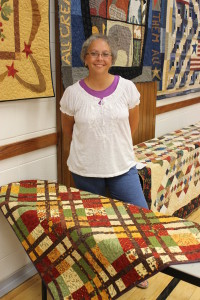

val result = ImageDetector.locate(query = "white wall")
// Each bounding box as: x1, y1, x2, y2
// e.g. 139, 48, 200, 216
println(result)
156, 94, 200, 137
0, 0, 57, 294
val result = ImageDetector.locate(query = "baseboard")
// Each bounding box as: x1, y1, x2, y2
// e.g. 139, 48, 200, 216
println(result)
0, 262, 37, 297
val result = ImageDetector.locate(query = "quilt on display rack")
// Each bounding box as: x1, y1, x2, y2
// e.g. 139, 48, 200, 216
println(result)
153, 0, 200, 99
1, 180, 200, 299
58, 0, 151, 90
134, 122, 200, 217
0, 0, 54, 102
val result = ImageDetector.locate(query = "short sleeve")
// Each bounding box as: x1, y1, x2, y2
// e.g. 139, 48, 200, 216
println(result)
126, 80, 140, 109
60, 86, 75, 116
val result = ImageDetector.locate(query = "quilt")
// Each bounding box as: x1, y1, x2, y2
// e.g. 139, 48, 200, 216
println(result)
134, 122, 200, 217
155, 0, 200, 99
0, 0, 54, 102
58, 0, 200, 99
1, 180, 200, 300
58, 0, 150, 90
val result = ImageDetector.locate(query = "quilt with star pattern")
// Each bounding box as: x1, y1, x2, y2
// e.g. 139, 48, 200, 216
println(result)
58, 0, 200, 99
58, 0, 150, 91
0, 0, 54, 101
1, 180, 200, 299
151, 0, 200, 99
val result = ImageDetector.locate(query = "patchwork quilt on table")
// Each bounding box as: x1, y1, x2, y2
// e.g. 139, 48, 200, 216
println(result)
0, 0, 54, 102
134, 122, 200, 217
1, 180, 200, 300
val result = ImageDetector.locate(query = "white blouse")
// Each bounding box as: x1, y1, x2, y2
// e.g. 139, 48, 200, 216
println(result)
60, 76, 140, 177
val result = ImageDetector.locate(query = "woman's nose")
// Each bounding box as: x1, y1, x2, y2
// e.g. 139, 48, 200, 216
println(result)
96, 54, 103, 60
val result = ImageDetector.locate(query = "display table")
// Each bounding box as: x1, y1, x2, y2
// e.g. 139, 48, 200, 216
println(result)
135, 122, 200, 217
163, 261, 200, 287
1, 180, 200, 300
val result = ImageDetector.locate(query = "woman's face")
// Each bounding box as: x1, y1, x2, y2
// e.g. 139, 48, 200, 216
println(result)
84, 39, 112, 75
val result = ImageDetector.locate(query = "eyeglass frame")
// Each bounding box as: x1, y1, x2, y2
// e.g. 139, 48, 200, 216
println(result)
86, 51, 112, 59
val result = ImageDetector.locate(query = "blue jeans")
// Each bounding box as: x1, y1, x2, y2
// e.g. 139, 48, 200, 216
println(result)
71, 166, 148, 209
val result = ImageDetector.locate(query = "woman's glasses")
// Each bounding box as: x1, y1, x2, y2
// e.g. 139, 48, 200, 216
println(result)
86, 51, 112, 58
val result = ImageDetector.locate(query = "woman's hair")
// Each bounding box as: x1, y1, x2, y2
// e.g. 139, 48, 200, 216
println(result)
80, 34, 117, 66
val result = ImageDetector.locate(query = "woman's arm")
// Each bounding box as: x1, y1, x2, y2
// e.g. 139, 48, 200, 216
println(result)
61, 112, 75, 142
129, 105, 139, 137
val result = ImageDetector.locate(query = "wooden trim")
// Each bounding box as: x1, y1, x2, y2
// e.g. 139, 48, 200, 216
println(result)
134, 81, 157, 145
55, 0, 64, 184
55, 0, 71, 186
156, 97, 200, 115
0, 133, 57, 161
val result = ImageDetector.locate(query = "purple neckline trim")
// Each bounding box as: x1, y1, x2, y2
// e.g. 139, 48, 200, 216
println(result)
79, 75, 119, 98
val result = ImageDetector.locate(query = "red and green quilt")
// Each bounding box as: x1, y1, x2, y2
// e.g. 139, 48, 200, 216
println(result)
1, 180, 200, 299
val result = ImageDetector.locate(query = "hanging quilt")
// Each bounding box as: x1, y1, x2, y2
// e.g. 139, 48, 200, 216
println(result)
58, 0, 150, 90
156, 0, 200, 99
58, 0, 200, 99
0, 0, 54, 102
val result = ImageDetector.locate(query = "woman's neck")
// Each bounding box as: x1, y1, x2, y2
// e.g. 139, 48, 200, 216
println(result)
85, 73, 114, 91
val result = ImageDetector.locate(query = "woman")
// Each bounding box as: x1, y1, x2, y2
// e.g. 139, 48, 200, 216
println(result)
60, 34, 148, 288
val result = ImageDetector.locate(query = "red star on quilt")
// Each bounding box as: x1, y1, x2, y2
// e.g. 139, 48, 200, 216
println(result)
22, 42, 33, 58
6, 62, 18, 78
